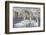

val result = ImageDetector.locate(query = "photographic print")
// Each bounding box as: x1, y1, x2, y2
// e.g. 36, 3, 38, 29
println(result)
5, 1, 45, 34
13, 7, 40, 28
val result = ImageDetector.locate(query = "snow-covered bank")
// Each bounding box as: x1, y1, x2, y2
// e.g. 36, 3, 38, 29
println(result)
14, 20, 38, 28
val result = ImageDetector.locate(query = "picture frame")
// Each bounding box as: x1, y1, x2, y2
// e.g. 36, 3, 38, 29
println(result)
5, 1, 45, 34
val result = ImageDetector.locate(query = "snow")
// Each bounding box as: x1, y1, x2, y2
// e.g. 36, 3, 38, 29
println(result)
14, 20, 38, 28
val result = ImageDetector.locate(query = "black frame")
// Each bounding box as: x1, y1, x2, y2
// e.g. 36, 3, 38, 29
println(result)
5, 1, 45, 34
